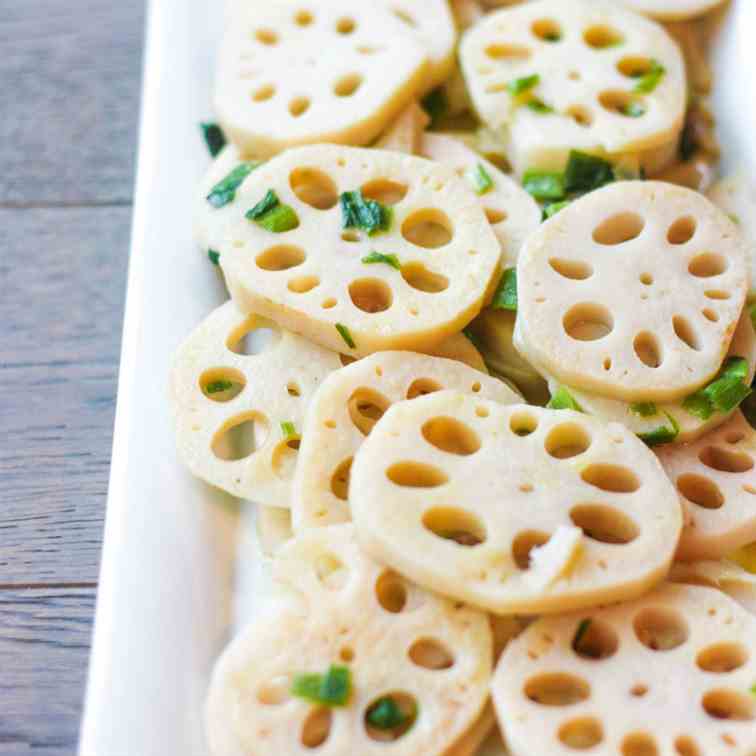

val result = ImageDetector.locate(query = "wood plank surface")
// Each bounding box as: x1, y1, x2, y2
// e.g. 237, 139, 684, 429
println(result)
0, 0, 144, 749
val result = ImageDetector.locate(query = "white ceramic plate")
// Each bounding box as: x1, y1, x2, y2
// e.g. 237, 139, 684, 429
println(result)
78, 1, 756, 754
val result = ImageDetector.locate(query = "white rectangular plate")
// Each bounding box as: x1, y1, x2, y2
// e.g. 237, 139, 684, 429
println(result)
79, 1, 755, 754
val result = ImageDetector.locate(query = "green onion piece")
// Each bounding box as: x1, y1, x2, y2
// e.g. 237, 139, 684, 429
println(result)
340, 190, 392, 236
366, 696, 414, 730
523, 171, 565, 201
630, 402, 658, 417
208, 249, 220, 265
200, 121, 227, 157
421, 87, 447, 128
572, 619, 592, 651
634, 60, 666, 94
362, 251, 401, 270
336, 323, 356, 349
281, 421, 297, 438
542, 200, 570, 220
728, 212, 741, 225
683, 357, 753, 420
564, 151, 615, 194
547, 387, 583, 412
291, 665, 351, 707
507, 74, 540, 96
750, 682, 756, 697
526, 98, 554, 114
638, 412, 680, 447
246, 190, 299, 232
206, 163, 259, 208
205, 380, 233, 394
492, 269, 517, 312
246, 189, 280, 220
467, 163, 494, 195
621, 101, 646, 118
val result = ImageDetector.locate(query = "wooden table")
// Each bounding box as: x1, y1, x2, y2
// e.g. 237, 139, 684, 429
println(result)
0, 1, 144, 751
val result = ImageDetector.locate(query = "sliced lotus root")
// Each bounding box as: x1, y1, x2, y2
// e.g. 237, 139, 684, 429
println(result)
617, 0, 728, 21
291, 352, 519, 531
350, 391, 682, 614
205, 524, 492, 756
169, 301, 341, 505
429, 332, 490, 374
257, 506, 294, 556
655, 411, 756, 562
493, 583, 756, 756
544, 309, 756, 445
515, 181, 749, 403
446, 703, 498, 756
421, 134, 542, 267
670, 560, 756, 616
375, 102, 430, 155
214, 1, 430, 157
459, 0, 686, 176
218, 144, 502, 356
709, 175, 756, 299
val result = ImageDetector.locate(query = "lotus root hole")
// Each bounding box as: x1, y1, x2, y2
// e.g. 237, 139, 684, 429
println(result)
290, 167, 338, 209
422, 507, 487, 547
286, 382, 301, 397
581, 464, 640, 493
422, 416, 481, 455
288, 275, 320, 294
630, 684, 648, 697
634, 332, 663, 368
253, 84, 276, 102
689, 253, 727, 278
408, 638, 455, 670
349, 278, 393, 313
294, 9, 313, 26
362, 178, 408, 206
301, 708, 332, 748
393, 8, 417, 27
668, 216, 697, 245
696, 642, 749, 673
200, 368, 246, 402
599, 90, 646, 118
336, 17, 355, 34
621, 732, 659, 756
701, 689, 755, 721
314, 552, 348, 590
333, 73, 363, 97
674, 736, 701, 756
512, 531, 550, 570
406, 377, 443, 400
568, 105, 594, 127
401, 262, 449, 293
545, 423, 591, 459
211, 412, 269, 460
485, 43, 531, 60
563, 303, 614, 341
634, 608, 689, 651
272, 438, 299, 480
699, 445, 753, 473
549, 258, 593, 280
532, 19, 562, 42
570, 504, 639, 544
673, 316, 701, 351
364, 692, 417, 741
257, 676, 290, 705
347, 387, 391, 435
572, 618, 619, 660
618, 56, 655, 78
510, 411, 539, 436
386, 461, 449, 488
330, 457, 353, 500
485, 207, 507, 224
524, 673, 590, 706
593, 212, 645, 245
375, 571, 407, 613
255, 28, 278, 45
256, 245, 306, 271
401, 209, 454, 249
558, 717, 604, 749
676, 473, 724, 509
227, 318, 282, 355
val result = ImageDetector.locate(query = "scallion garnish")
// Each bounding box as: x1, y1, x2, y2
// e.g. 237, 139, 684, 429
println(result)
246, 189, 300, 232
200, 121, 227, 157
633, 60, 666, 94
572, 619, 592, 651
526, 98, 554, 114
542, 200, 570, 220
366, 696, 416, 731
291, 665, 351, 707
492, 268, 517, 312
362, 251, 401, 270
467, 163, 494, 195
507, 74, 540, 96
547, 387, 583, 412
621, 100, 646, 118
523, 171, 565, 201
336, 323, 356, 349
638, 412, 679, 447
281, 421, 298, 438
630, 402, 658, 418
340, 190, 392, 236
205, 380, 233, 394
683, 357, 752, 420
208, 249, 220, 265
206, 162, 260, 208
564, 151, 615, 194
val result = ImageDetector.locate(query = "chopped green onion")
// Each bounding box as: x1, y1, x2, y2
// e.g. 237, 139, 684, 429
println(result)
572, 619, 592, 651
638, 412, 679, 447
291, 665, 351, 707
547, 387, 583, 412
340, 190, 392, 236
281, 421, 298, 438
206, 162, 260, 208
523, 171, 565, 201
683, 357, 753, 420
366, 696, 415, 730
564, 151, 615, 194
750, 682, 756, 697
208, 249, 220, 265
526, 98, 554, 114
200, 121, 227, 157
205, 380, 233, 394
633, 60, 666, 94
362, 251, 401, 269
507, 74, 540, 96
728, 212, 741, 225
630, 402, 658, 418
336, 323, 356, 349
492, 268, 517, 312
621, 101, 646, 118
467, 163, 494, 195
246, 189, 300, 232
421, 87, 448, 128
542, 200, 570, 220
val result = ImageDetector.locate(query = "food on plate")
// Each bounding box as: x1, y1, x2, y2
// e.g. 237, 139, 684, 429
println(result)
170, 301, 341, 504
617, 0, 729, 21
292, 352, 520, 531
670, 559, 756, 614
459, 0, 686, 176
205, 525, 492, 755
217, 144, 502, 356
376, 102, 430, 154
350, 391, 682, 614
493, 583, 756, 755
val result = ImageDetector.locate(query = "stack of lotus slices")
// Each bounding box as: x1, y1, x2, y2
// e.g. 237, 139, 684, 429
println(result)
169, 0, 756, 754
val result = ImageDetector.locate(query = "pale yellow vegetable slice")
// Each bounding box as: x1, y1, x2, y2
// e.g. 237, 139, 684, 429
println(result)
670, 560, 756, 615
709, 175, 756, 300
619, 0, 728, 21
430, 332, 489, 374
292, 352, 519, 531
170, 301, 341, 505
375, 102, 430, 154
446, 703, 497, 756
219, 145, 502, 356
214, 1, 431, 157
515, 181, 749, 403
543, 310, 756, 445
350, 391, 682, 614
257, 506, 294, 556
421, 133, 542, 267
206, 524, 492, 756
656, 411, 756, 561
493, 583, 756, 756
459, 0, 686, 176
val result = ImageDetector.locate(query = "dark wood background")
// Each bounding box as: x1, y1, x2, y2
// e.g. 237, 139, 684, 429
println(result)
0, 1, 144, 751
